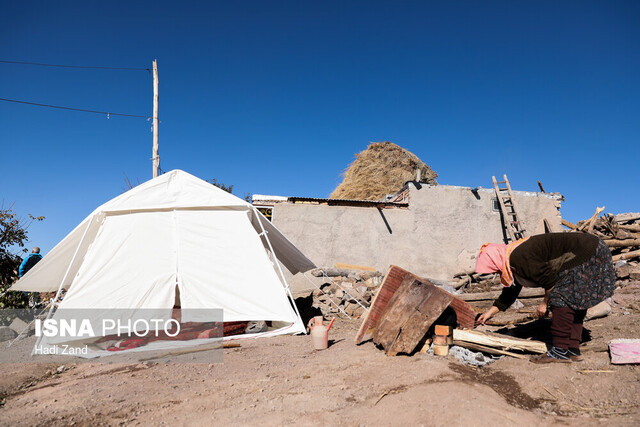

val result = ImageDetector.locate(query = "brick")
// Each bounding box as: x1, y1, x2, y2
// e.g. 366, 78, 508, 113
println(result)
434, 325, 453, 336
433, 335, 449, 346
433, 344, 449, 356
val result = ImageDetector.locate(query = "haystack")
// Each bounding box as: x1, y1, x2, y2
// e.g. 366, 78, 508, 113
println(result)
330, 141, 437, 201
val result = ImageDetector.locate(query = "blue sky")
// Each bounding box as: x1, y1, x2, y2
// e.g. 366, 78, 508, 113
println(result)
1, 1, 639, 254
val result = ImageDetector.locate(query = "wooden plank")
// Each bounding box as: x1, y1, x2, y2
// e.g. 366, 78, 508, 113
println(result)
458, 288, 545, 301
385, 282, 453, 356
452, 329, 546, 354
373, 277, 425, 351
334, 262, 377, 272
452, 340, 528, 359
355, 265, 477, 346
355, 267, 405, 344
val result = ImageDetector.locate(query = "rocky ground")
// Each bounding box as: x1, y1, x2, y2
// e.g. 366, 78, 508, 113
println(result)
1, 281, 639, 426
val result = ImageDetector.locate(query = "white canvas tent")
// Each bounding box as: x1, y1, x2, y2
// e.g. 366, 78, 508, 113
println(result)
11, 170, 315, 352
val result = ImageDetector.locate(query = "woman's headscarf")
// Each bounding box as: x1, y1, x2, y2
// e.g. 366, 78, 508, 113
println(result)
475, 237, 530, 287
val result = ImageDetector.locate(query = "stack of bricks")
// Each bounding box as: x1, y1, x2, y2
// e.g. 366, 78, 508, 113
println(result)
432, 325, 453, 356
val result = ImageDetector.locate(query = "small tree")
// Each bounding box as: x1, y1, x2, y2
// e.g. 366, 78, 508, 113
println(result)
207, 179, 252, 202
0, 204, 44, 309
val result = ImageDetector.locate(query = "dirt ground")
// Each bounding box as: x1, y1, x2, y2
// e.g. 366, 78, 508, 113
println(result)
1, 282, 639, 426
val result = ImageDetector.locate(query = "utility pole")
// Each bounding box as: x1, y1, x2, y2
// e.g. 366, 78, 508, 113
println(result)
152, 59, 160, 178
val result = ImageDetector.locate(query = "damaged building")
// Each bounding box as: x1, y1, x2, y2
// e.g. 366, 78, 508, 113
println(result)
253, 180, 564, 293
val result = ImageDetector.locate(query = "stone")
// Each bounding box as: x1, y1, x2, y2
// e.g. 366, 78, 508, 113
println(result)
0, 326, 18, 342
616, 263, 632, 279
585, 299, 612, 320
9, 316, 29, 334
371, 276, 383, 287
355, 271, 372, 281
630, 267, 640, 281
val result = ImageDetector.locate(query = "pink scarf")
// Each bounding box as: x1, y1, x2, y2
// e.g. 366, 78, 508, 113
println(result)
475, 237, 529, 287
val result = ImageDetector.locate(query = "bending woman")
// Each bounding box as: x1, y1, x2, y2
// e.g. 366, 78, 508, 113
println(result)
475, 232, 615, 363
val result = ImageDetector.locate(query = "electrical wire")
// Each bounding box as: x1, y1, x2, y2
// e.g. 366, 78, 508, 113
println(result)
0, 60, 150, 72
0, 97, 151, 119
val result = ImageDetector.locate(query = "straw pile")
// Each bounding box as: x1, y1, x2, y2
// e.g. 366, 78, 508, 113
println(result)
330, 141, 437, 201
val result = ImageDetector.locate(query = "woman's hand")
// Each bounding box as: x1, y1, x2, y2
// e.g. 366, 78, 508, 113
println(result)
536, 301, 548, 318
477, 306, 500, 325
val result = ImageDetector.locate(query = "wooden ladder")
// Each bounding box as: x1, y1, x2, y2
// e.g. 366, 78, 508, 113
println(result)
492, 174, 527, 242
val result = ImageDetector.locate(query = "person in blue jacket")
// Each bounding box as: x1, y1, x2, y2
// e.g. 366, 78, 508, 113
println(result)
19, 247, 43, 307
19, 247, 43, 277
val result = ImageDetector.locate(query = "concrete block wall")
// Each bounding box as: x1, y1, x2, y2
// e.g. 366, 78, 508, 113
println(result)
273, 184, 562, 293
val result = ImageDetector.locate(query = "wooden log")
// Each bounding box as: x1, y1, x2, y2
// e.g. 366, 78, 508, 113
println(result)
458, 287, 545, 302
578, 206, 605, 232
452, 271, 494, 280
614, 213, 640, 223
561, 219, 577, 230
452, 340, 528, 359
618, 224, 640, 232
453, 276, 471, 289
537, 180, 546, 193
612, 249, 640, 262
604, 238, 640, 248
452, 329, 546, 354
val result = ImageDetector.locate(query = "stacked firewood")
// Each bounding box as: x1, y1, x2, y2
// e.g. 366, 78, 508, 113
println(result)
563, 211, 640, 281
309, 268, 384, 318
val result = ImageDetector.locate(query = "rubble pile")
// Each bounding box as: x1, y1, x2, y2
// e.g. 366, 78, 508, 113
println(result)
309, 268, 384, 318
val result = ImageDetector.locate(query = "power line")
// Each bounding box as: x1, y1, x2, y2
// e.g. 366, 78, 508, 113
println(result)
0, 97, 151, 119
0, 59, 150, 72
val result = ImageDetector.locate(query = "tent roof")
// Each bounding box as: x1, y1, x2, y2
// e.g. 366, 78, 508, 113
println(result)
11, 170, 315, 293
94, 169, 250, 214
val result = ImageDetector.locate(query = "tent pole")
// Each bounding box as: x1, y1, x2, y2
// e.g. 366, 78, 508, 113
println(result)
302, 272, 351, 318
32, 216, 95, 354
251, 206, 305, 331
